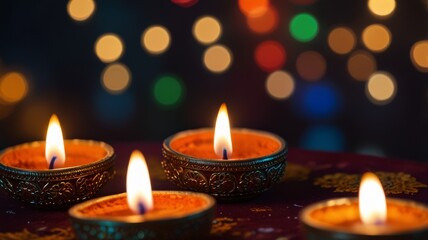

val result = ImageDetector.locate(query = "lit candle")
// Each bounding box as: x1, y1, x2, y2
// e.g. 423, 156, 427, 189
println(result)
69, 150, 216, 240
300, 172, 428, 239
0, 114, 115, 208
162, 103, 288, 201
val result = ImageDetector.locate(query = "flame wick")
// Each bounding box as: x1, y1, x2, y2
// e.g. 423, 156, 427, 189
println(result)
138, 201, 147, 214
48, 156, 57, 170
223, 149, 228, 160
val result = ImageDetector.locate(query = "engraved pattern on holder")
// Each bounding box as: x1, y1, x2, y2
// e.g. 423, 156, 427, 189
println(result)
161, 137, 287, 201
0, 140, 116, 208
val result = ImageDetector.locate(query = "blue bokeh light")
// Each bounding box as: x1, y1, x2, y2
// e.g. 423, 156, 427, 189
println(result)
300, 125, 345, 152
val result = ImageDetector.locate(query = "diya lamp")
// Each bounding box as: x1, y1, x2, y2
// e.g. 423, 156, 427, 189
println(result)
162, 103, 288, 201
300, 172, 428, 239
0, 114, 115, 208
69, 150, 216, 240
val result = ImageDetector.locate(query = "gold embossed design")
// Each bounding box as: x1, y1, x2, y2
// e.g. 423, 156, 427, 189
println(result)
314, 172, 427, 194
0, 140, 115, 208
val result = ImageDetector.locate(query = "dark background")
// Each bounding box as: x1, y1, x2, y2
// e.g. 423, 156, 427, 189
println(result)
0, 0, 427, 161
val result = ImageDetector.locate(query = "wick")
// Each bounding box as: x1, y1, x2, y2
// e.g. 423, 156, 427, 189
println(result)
223, 149, 228, 160
137, 202, 147, 214
49, 156, 57, 170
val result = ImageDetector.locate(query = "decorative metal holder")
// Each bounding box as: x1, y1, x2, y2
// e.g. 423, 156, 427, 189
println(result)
161, 128, 287, 201
69, 191, 216, 240
0, 140, 115, 208
300, 197, 428, 240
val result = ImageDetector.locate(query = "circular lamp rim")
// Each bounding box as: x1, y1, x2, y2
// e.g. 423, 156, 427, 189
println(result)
163, 127, 287, 165
300, 197, 428, 236
69, 191, 216, 224
0, 139, 115, 176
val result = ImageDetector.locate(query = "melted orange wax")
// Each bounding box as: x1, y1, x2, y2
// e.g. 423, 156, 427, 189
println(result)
80, 193, 208, 220
310, 201, 428, 233
0, 142, 107, 170
170, 130, 281, 160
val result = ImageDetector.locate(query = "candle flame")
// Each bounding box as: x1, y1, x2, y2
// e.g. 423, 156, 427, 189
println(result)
126, 150, 153, 214
214, 103, 233, 159
359, 172, 387, 225
45, 114, 65, 169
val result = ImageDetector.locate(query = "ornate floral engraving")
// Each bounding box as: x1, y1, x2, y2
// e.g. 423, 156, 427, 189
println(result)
44, 182, 75, 203
238, 170, 267, 193
267, 163, 285, 184
209, 172, 236, 193
182, 170, 209, 192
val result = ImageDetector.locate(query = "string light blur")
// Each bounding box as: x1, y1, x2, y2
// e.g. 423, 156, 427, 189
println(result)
347, 50, 377, 81
0, 72, 28, 104
95, 34, 124, 63
265, 70, 295, 100
362, 24, 391, 52
290, 13, 318, 42
328, 27, 356, 54
193, 16, 222, 45
238, 0, 269, 17
101, 63, 131, 94
246, 6, 278, 34
142, 25, 171, 55
203, 45, 233, 73
410, 40, 428, 72
368, 0, 396, 17
296, 51, 326, 81
366, 71, 396, 105
254, 40, 286, 72
153, 75, 184, 107
67, 0, 96, 22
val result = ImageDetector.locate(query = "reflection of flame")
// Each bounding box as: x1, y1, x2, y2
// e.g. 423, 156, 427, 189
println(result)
214, 103, 232, 159
45, 114, 65, 169
126, 150, 153, 214
359, 172, 387, 225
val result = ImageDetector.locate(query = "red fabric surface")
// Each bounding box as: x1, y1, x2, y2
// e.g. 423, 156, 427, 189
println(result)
1, 142, 427, 239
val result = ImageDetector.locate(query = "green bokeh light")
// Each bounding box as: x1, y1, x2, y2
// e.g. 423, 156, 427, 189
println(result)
153, 75, 184, 107
290, 13, 318, 42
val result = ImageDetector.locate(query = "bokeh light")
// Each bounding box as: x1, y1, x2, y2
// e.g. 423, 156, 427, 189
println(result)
328, 27, 356, 54
296, 51, 326, 81
410, 40, 428, 72
193, 16, 222, 45
265, 70, 295, 100
95, 33, 124, 63
246, 6, 278, 34
254, 40, 286, 72
294, 83, 341, 120
290, 13, 318, 42
93, 90, 135, 126
153, 75, 184, 107
0, 72, 29, 104
101, 63, 131, 94
300, 125, 345, 152
347, 50, 377, 81
366, 71, 396, 105
362, 24, 391, 52
368, 0, 396, 17
67, 0, 96, 22
203, 45, 233, 73
171, 0, 198, 7
239, 0, 269, 17
142, 25, 171, 55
